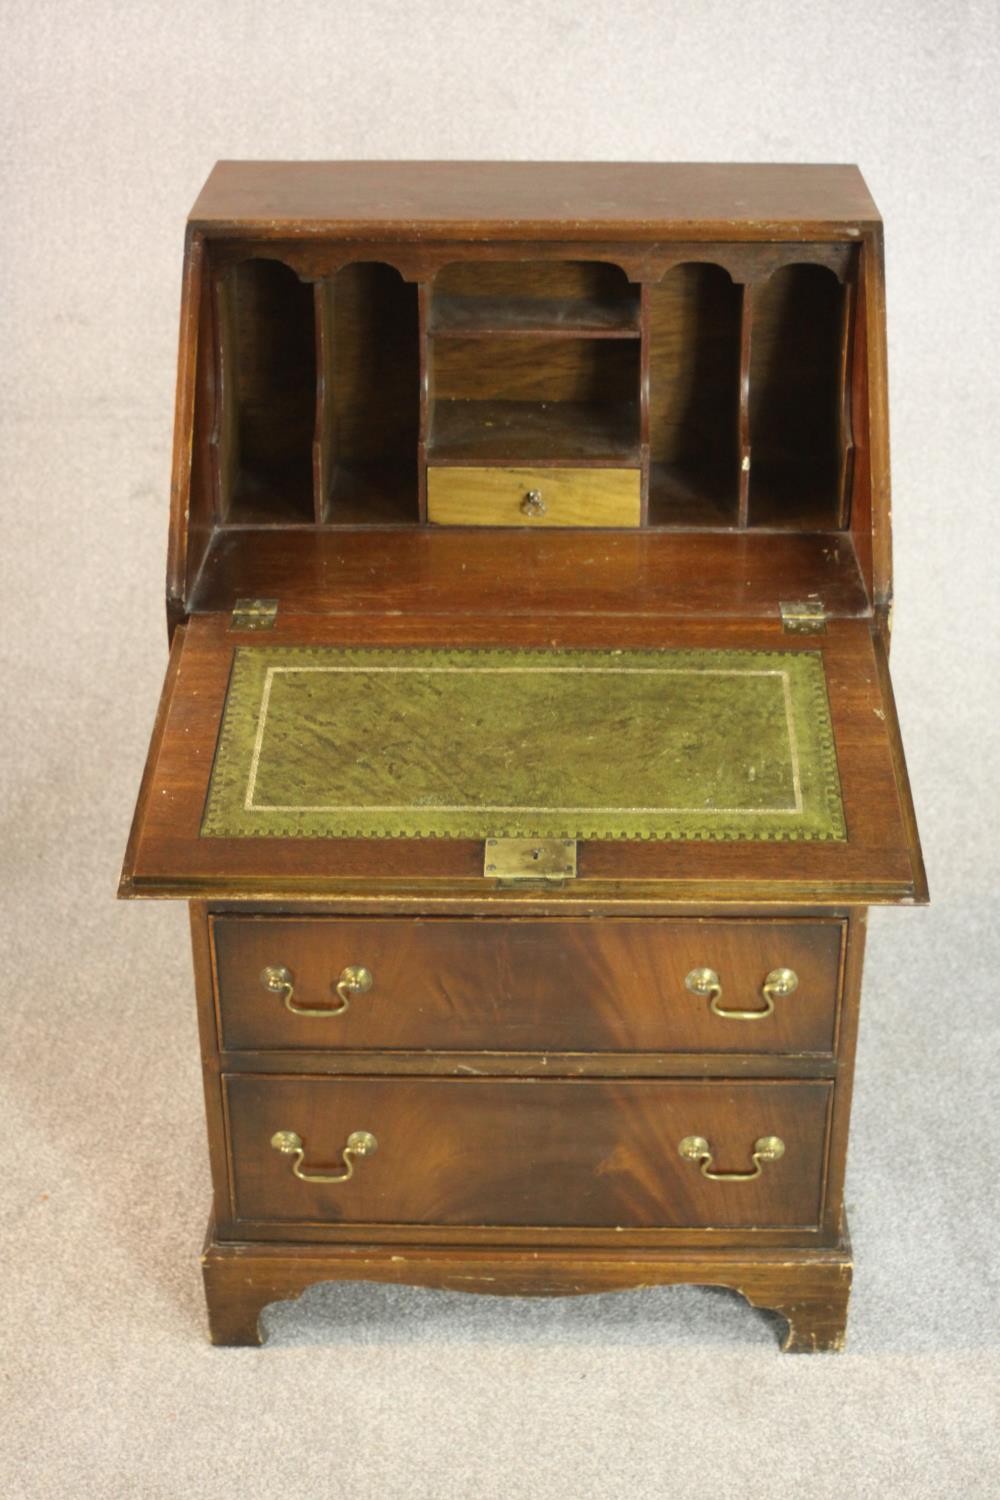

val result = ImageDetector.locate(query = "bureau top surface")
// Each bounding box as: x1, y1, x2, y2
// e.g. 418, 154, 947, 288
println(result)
189, 161, 880, 239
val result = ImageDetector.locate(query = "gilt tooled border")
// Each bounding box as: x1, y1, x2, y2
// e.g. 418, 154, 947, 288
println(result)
200, 645, 846, 842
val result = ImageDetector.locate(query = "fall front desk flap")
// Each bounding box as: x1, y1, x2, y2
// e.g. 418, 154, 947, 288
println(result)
201, 645, 846, 843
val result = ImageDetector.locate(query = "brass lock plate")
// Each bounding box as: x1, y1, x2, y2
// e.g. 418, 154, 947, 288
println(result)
484, 838, 577, 882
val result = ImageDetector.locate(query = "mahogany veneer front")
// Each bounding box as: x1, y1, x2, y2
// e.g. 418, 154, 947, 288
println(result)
211, 916, 844, 1055
224, 1076, 832, 1231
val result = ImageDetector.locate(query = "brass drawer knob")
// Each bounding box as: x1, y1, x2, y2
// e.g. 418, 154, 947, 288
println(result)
260, 963, 373, 1017
271, 1128, 378, 1184
678, 1134, 785, 1182
685, 965, 798, 1020
520, 488, 546, 517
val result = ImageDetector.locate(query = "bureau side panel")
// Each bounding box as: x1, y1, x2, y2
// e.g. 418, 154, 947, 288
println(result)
820, 907, 868, 1235
189, 901, 236, 1227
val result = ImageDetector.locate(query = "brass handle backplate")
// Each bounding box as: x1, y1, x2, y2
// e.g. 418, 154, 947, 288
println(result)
261, 964, 373, 1017
520, 488, 546, 517
678, 1134, 785, 1182
685, 966, 798, 1020
270, 1128, 378, 1184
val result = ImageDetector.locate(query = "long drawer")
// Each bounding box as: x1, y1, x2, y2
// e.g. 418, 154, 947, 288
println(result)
225, 1075, 832, 1230
211, 916, 844, 1055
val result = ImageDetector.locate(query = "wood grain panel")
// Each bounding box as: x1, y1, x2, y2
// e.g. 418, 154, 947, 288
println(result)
433, 259, 637, 302
426, 466, 641, 527
190, 162, 880, 239
225, 1075, 832, 1229
188, 528, 871, 618
432, 335, 639, 403
211, 915, 843, 1055
167, 232, 215, 624
431, 294, 640, 339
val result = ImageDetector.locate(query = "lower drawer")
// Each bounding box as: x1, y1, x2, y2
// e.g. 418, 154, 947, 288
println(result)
426, 465, 642, 527
225, 1076, 832, 1230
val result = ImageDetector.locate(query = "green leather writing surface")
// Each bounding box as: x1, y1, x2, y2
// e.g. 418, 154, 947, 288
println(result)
201, 646, 845, 841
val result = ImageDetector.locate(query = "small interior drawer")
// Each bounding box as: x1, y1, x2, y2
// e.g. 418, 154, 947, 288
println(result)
426, 465, 641, 527
225, 1075, 832, 1229
210, 916, 844, 1055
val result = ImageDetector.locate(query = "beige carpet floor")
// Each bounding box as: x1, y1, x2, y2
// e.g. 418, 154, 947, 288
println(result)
2, 4, 999, 1497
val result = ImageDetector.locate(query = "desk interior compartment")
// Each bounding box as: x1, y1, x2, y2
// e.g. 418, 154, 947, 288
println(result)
429, 335, 640, 466
748, 264, 853, 529
214, 258, 317, 524
315, 262, 421, 524
646, 263, 743, 526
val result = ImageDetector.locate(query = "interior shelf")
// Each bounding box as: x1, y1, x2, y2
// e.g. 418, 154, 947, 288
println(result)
430, 294, 641, 339
429, 399, 641, 465
430, 259, 639, 341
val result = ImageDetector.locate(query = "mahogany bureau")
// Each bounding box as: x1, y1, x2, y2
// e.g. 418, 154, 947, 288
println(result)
120, 161, 926, 1350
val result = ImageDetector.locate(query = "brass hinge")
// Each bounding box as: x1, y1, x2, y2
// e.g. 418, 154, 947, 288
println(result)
230, 597, 278, 631
484, 838, 577, 886
780, 599, 827, 634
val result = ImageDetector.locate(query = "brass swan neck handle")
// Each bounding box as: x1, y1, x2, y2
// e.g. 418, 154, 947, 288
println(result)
685, 966, 798, 1020
261, 964, 373, 1018
270, 1129, 378, 1184
678, 1134, 785, 1182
